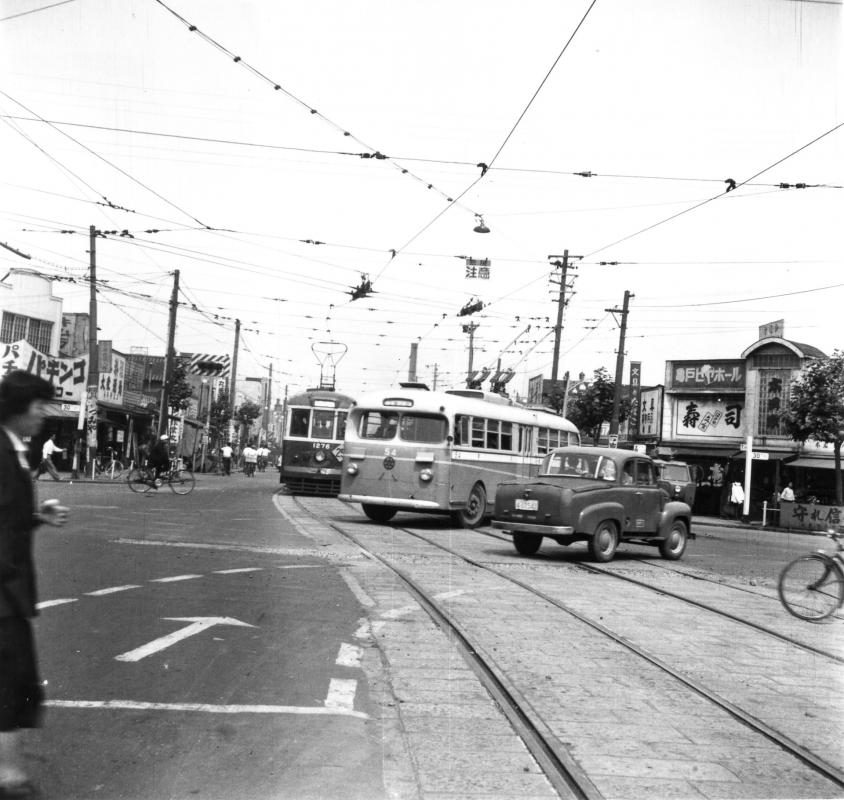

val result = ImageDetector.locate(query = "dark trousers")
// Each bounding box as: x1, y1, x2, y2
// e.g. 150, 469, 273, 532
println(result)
222, 457, 232, 475
35, 456, 61, 481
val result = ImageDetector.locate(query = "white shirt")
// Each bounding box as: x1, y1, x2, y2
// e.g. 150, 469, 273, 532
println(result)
243, 447, 258, 463
42, 439, 63, 459
221, 445, 233, 458
780, 486, 795, 502
2, 426, 31, 471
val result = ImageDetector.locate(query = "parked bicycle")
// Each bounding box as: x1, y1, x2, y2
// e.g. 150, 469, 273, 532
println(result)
91, 448, 125, 480
778, 529, 844, 621
126, 459, 195, 495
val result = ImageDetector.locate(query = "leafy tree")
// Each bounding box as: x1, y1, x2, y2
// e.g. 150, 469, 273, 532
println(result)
209, 389, 232, 443
782, 351, 844, 505
235, 399, 262, 444
567, 367, 630, 445
167, 359, 193, 414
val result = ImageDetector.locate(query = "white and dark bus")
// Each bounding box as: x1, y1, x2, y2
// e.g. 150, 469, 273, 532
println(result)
338, 386, 580, 527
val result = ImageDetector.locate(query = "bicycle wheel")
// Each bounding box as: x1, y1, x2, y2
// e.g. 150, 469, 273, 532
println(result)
778, 554, 844, 621
169, 468, 195, 495
126, 467, 153, 494
109, 461, 125, 480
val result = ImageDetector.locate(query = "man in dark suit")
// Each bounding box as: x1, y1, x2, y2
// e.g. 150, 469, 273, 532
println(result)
0, 371, 69, 798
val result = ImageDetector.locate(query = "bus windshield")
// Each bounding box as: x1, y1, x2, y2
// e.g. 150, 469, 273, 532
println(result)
541, 452, 617, 480
358, 411, 447, 443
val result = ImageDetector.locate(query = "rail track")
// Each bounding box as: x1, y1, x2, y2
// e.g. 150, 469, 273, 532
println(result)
291, 495, 844, 799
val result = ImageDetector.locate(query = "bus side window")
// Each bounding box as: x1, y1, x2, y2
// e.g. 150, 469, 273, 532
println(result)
521, 426, 533, 454
486, 420, 500, 450
500, 421, 513, 451
568, 431, 580, 446
290, 409, 310, 437
537, 428, 549, 455
454, 415, 468, 446
471, 418, 485, 448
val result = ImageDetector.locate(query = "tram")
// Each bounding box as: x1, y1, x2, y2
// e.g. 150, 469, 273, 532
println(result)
338, 385, 580, 528
279, 389, 355, 495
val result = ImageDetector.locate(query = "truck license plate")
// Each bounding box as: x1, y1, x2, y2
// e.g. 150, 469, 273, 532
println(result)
515, 499, 538, 511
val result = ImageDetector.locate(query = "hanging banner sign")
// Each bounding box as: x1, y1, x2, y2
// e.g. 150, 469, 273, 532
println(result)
1, 340, 88, 401
628, 361, 642, 436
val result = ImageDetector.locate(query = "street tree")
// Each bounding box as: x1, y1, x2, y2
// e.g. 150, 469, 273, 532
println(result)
567, 367, 630, 444
209, 389, 232, 444
782, 350, 844, 505
235, 399, 262, 444
167, 359, 193, 414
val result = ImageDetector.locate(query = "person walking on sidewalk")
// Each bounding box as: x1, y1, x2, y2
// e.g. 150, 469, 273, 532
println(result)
221, 442, 233, 476
780, 482, 795, 503
729, 480, 745, 519
34, 435, 64, 482
0, 370, 69, 798
242, 443, 258, 477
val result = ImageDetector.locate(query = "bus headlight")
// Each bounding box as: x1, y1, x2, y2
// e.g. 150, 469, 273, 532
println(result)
419, 469, 433, 482
346, 464, 358, 476
314, 450, 327, 463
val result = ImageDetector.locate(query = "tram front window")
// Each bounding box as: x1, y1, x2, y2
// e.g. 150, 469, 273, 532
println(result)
312, 410, 334, 440
399, 414, 447, 443
360, 411, 399, 439
289, 409, 310, 437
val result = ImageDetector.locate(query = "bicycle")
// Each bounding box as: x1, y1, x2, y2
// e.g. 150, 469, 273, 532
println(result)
778, 529, 844, 621
126, 460, 195, 495
91, 448, 125, 481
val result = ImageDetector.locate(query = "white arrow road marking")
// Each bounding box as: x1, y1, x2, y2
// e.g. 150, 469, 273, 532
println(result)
36, 598, 77, 610
86, 585, 142, 596
115, 617, 256, 662
150, 574, 203, 583
335, 643, 362, 668
325, 678, 357, 712
45, 699, 367, 719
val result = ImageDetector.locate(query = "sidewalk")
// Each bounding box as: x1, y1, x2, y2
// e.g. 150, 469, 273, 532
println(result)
694, 513, 830, 538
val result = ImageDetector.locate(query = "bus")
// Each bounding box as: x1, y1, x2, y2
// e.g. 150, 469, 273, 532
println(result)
338, 386, 580, 527
280, 389, 355, 495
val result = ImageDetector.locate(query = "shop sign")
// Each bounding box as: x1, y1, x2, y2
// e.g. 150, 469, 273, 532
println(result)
639, 387, 662, 437
1, 340, 87, 401
98, 351, 126, 405
628, 361, 642, 435
673, 397, 745, 439
781, 501, 842, 532
669, 360, 745, 390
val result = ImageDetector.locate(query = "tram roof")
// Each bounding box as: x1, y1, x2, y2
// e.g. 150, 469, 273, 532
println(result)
352, 387, 577, 430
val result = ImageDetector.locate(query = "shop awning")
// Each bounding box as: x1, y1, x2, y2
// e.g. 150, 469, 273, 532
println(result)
668, 447, 733, 458
43, 404, 80, 419
785, 456, 837, 470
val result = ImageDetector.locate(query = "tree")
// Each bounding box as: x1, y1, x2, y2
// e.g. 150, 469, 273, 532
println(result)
167, 359, 194, 414
209, 389, 232, 443
782, 351, 844, 505
235, 400, 262, 445
566, 367, 630, 445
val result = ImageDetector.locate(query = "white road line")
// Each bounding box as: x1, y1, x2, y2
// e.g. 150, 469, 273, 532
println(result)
213, 568, 262, 574
85, 585, 142, 596
70, 505, 120, 510
324, 678, 357, 712
150, 574, 203, 583
335, 643, 363, 668
275, 565, 323, 570
44, 699, 368, 719
36, 598, 78, 610
339, 569, 375, 607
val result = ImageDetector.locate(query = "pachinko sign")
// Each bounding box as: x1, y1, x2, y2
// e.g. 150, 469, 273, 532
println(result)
1, 340, 87, 401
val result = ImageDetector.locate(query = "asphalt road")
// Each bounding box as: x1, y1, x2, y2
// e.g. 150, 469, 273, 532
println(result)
27, 472, 387, 800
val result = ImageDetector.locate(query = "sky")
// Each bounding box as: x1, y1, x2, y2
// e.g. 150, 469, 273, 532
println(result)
1, 0, 841, 403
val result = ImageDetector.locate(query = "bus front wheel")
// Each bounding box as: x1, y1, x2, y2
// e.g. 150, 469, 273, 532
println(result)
361, 504, 398, 523
452, 483, 487, 529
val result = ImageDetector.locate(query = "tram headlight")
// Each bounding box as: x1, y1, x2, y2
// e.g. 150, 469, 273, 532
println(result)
314, 450, 327, 463
419, 468, 433, 482
346, 463, 359, 476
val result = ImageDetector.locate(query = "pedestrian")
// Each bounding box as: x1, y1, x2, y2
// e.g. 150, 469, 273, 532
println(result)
0, 370, 69, 797
780, 482, 795, 503
257, 445, 269, 472
221, 442, 233, 476
148, 434, 170, 485
729, 480, 745, 519
242, 442, 258, 477
34, 434, 65, 482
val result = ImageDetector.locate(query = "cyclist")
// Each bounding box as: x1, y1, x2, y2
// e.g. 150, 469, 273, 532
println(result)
148, 434, 170, 485
242, 442, 258, 477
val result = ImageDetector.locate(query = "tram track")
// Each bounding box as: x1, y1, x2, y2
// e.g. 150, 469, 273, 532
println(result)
292, 496, 844, 798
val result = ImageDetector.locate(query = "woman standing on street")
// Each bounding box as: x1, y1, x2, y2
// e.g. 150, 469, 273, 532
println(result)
0, 371, 69, 798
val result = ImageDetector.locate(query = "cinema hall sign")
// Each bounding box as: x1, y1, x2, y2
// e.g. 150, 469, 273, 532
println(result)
669, 360, 745, 391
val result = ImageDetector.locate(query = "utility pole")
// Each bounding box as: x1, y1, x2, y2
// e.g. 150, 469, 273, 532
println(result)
77, 225, 100, 478
264, 361, 272, 445
548, 250, 581, 382
462, 322, 479, 387
607, 290, 634, 437
229, 318, 240, 442
157, 269, 180, 437
408, 342, 419, 383
427, 363, 439, 391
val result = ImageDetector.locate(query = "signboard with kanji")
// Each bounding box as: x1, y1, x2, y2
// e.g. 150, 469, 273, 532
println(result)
1, 340, 88, 401
672, 397, 745, 439
628, 361, 642, 435
668, 360, 745, 391
639, 387, 662, 438
98, 351, 126, 404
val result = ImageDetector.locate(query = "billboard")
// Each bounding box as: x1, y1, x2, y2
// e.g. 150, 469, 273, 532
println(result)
668, 360, 745, 391
59, 313, 89, 357
638, 387, 662, 438
1, 340, 87, 401
672, 397, 745, 439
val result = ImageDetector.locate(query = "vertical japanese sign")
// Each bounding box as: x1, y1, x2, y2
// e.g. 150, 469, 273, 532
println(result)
628, 361, 642, 437
86, 386, 98, 448
1, 340, 88, 401
639, 387, 662, 438
97, 351, 126, 405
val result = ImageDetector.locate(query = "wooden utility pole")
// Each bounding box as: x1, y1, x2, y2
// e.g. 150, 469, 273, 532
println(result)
607, 290, 634, 436
462, 322, 479, 387
548, 250, 581, 382
157, 269, 180, 437
77, 225, 100, 478
229, 318, 240, 440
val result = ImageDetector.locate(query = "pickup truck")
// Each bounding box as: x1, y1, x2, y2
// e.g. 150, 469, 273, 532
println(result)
492, 447, 693, 562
